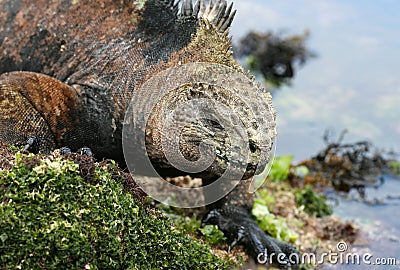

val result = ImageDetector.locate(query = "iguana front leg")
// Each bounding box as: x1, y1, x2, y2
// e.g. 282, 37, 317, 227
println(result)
203, 205, 299, 268
0, 71, 81, 152
203, 178, 299, 268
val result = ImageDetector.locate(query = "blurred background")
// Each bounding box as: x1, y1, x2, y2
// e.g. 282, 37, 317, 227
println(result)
230, 1, 399, 268
231, 0, 399, 161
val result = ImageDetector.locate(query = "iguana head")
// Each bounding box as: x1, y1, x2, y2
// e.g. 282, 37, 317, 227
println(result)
123, 1, 276, 184
141, 63, 276, 181
123, 61, 276, 207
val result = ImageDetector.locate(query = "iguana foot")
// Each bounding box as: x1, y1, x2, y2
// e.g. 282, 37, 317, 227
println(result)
203, 205, 299, 269
77, 147, 93, 156
59, 147, 73, 155
59, 146, 93, 156
23, 136, 40, 153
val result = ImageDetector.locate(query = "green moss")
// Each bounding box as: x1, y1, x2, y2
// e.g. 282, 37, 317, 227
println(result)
199, 225, 226, 245
170, 214, 203, 235
160, 205, 227, 246
0, 152, 231, 269
295, 185, 333, 217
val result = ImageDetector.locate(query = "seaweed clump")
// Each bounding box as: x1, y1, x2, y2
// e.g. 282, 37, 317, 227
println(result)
299, 130, 388, 193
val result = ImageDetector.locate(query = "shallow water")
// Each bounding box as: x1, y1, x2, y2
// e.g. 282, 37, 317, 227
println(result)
231, 0, 400, 268
330, 175, 400, 269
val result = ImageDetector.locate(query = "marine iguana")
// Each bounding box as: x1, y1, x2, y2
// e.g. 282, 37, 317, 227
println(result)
0, 0, 298, 266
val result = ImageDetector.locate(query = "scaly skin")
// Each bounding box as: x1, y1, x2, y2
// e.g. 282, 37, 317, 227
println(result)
0, 0, 297, 267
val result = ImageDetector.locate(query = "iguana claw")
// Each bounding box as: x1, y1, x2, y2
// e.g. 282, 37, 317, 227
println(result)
59, 146, 93, 156
77, 147, 93, 156
23, 136, 39, 153
228, 225, 245, 252
59, 146, 73, 155
202, 205, 299, 268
